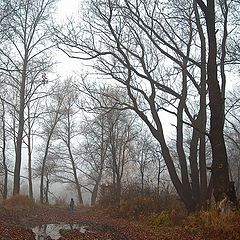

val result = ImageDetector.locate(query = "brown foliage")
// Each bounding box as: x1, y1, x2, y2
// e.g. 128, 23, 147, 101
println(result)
3, 194, 35, 209
0, 203, 240, 239
98, 183, 187, 222
183, 210, 240, 240
98, 183, 118, 208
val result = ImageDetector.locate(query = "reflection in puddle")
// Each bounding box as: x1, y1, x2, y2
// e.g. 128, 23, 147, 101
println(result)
32, 223, 88, 240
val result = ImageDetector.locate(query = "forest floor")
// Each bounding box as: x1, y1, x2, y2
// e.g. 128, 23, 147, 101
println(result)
0, 204, 240, 240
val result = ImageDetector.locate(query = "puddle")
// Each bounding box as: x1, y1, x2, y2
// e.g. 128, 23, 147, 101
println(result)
32, 223, 88, 240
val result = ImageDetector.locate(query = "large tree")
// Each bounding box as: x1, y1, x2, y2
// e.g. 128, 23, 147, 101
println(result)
38, 83, 66, 204
55, 0, 238, 211
0, 0, 56, 195
54, 79, 84, 204
80, 112, 109, 206
194, 0, 234, 202
81, 86, 137, 206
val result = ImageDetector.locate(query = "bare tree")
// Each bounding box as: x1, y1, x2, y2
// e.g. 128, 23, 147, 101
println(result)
194, 0, 235, 203
34, 152, 58, 204
79, 86, 137, 206
106, 107, 136, 206
53, 79, 84, 204
54, 0, 206, 211
55, 0, 239, 211
23, 98, 44, 199
80, 113, 109, 206
0, 0, 56, 195
132, 129, 165, 195
37, 83, 66, 204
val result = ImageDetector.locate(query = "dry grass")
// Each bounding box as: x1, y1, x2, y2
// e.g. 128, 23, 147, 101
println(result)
183, 209, 240, 240
2, 194, 35, 209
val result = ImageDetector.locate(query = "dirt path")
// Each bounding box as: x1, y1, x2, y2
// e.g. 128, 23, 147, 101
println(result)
0, 206, 186, 240
0, 206, 151, 239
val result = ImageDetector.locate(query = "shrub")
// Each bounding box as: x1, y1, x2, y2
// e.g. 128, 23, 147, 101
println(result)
184, 210, 240, 238
98, 183, 118, 208
54, 197, 68, 208
148, 211, 173, 226
97, 182, 187, 221
3, 194, 35, 208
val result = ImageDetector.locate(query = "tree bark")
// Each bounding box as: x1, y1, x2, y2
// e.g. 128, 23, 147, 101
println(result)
40, 136, 52, 204
189, 124, 200, 207
90, 124, 107, 206
45, 176, 49, 204
1, 99, 8, 199
195, 0, 229, 202
27, 104, 33, 199
193, 0, 208, 209
91, 184, 99, 206
68, 141, 83, 204
13, 60, 27, 195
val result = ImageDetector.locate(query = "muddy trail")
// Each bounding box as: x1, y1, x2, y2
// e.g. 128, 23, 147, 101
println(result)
0, 206, 164, 240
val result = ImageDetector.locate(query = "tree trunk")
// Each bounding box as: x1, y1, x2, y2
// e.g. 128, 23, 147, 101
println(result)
141, 169, 144, 196
195, 0, 230, 202
189, 124, 200, 208
63, 110, 83, 204
91, 130, 106, 206
27, 137, 33, 199
13, 61, 27, 195
45, 177, 49, 204
91, 167, 104, 206
1, 99, 8, 199
155, 131, 196, 212
40, 109, 61, 204
116, 177, 121, 206
91, 184, 99, 206
176, 55, 195, 205
194, 0, 208, 209
40, 135, 52, 203
68, 143, 83, 204
205, 0, 229, 202
27, 104, 33, 199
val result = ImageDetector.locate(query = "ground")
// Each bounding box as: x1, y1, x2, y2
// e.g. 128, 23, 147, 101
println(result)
0, 204, 240, 240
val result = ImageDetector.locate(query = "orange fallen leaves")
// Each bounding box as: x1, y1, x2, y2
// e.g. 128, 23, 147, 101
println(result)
0, 205, 240, 240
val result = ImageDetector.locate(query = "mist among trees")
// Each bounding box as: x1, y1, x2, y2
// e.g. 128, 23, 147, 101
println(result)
0, 0, 240, 214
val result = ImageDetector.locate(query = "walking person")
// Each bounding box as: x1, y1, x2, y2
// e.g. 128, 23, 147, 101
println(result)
69, 198, 75, 212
